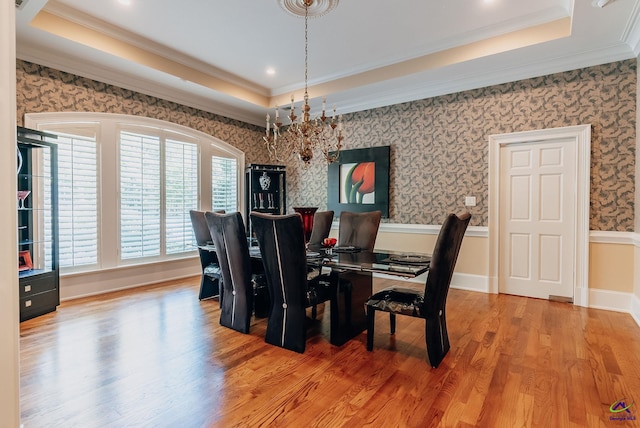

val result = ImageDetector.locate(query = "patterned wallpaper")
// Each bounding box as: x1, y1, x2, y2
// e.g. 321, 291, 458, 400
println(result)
15, 60, 269, 165
288, 60, 636, 231
16, 59, 636, 231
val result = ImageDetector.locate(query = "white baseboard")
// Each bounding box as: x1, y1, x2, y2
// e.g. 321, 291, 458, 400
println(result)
631, 293, 640, 327
450, 273, 491, 293
60, 257, 200, 301
588, 288, 634, 313
375, 272, 640, 329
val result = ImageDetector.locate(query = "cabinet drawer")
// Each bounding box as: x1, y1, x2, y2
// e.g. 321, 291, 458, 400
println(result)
19, 273, 57, 298
20, 289, 59, 322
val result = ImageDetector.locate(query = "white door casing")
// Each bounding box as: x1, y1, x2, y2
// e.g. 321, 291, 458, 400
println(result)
489, 125, 591, 307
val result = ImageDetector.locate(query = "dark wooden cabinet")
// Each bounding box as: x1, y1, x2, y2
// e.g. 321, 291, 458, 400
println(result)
17, 126, 59, 322
245, 164, 286, 238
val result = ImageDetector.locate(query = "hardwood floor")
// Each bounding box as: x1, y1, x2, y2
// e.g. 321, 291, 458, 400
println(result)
20, 277, 640, 427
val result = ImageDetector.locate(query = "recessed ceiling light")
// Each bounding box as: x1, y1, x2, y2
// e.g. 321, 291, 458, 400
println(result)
266, 68, 276, 76
118, 0, 131, 5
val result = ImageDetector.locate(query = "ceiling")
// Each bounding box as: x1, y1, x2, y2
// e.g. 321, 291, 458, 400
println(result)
15, 0, 640, 127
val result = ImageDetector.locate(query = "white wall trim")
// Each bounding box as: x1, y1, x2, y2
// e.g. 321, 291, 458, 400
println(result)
356, 223, 639, 245
590, 230, 637, 245
340, 221, 489, 238
60, 257, 200, 301
374, 272, 490, 294
631, 293, 640, 327
621, 0, 640, 57
589, 288, 634, 313
450, 273, 491, 293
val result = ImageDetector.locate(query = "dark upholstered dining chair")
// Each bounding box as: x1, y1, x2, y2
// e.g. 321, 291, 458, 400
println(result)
307, 210, 334, 246
305, 210, 334, 318
365, 212, 471, 368
189, 210, 224, 300
205, 211, 255, 334
312, 210, 383, 330
250, 212, 334, 353
338, 210, 382, 250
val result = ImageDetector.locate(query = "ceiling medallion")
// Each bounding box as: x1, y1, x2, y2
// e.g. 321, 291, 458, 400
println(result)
278, 0, 339, 18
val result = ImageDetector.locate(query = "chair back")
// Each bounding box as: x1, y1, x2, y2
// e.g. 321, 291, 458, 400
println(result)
338, 210, 382, 251
190, 209, 225, 246
189, 210, 212, 246
422, 212, 471, 318
205, 211, 252, 333
250, 212, 308, 353
308, 210, 334, 245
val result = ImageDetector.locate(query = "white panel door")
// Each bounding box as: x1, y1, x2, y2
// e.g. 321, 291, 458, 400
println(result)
499, 139, 576, 300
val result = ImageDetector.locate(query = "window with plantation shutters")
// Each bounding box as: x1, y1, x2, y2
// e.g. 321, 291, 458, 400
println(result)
119, 131, 200, 259
41, 127, 99, 270
165, 139, 198, 254
55, 132, 99, 267
211, 156, 238, 212
119, 131, 161, 259
26, 113, 244, 273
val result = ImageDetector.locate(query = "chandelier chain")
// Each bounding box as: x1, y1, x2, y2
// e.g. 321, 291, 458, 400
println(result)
262, 0, 344, 165
304, 2, 309, 97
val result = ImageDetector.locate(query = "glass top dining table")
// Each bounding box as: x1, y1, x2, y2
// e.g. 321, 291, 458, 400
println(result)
197, 243, 431, 279
303, 245, 431, 278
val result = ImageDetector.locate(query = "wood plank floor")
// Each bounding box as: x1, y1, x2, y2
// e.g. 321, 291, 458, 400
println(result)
19, 277, 640, 427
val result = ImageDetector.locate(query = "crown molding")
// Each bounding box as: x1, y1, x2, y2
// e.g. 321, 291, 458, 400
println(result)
42, 1, 266, 94
333, 42, 635, 116
620, 0, 640, 56
16, 46, 264, 126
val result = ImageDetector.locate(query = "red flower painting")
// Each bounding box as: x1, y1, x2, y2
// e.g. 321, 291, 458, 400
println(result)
344, 162, 375, 203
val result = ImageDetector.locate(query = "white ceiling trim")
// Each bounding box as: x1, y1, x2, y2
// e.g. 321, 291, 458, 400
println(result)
40, 1, 268, 95
273, 7, 571, 96
620, 0, 640, 55
16, 46, 263, 126
326, 42, 635, 118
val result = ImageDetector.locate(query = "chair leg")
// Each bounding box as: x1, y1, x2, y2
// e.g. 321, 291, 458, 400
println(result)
425, 311, 450, 368
311, 304, 317, 319
366, 306, 375, 351
389, 313, 396, 335
198, 275, 221, 300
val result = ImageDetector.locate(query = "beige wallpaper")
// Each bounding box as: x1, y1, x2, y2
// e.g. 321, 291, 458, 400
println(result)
16, 59, 636, 231
15, 60, 269, 165
289, 60, 636, 231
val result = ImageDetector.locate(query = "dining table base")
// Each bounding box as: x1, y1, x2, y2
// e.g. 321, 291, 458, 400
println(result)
329, 270, 372, 346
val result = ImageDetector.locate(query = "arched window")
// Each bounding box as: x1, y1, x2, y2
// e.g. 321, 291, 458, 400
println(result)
25, 113, 245, 273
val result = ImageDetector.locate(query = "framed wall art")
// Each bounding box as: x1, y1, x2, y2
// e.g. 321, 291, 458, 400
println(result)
327, 146, 390, 218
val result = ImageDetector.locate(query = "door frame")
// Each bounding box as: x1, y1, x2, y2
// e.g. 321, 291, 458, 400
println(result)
488, 125, 591, 307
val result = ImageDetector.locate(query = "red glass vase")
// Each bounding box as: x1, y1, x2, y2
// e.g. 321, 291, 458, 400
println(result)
293, 207, 318, 242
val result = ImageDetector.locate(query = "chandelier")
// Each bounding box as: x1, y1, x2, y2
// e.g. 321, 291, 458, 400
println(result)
263, 0, 344, 165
